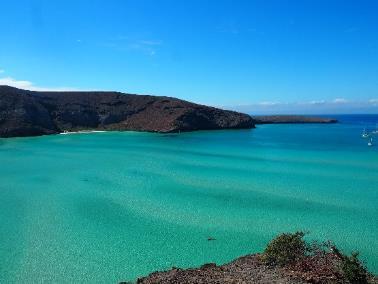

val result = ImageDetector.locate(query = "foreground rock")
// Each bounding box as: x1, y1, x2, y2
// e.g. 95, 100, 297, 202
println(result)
134, 231, 378, 284
134, 254, 378, 284
253, 115, 337, 124
0, 86, 254, 138
135, 255, 306, 284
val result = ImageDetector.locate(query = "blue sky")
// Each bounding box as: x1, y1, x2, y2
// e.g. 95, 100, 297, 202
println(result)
0, 0, 377, 114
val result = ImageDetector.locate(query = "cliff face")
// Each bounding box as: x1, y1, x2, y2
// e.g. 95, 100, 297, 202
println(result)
0, 86, 255, 138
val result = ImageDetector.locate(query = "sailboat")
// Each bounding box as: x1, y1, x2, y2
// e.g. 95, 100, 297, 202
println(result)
368, 137, 373, 147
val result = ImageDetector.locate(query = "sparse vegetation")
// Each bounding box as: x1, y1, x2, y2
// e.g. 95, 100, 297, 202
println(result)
337, 250, 368, 284
261, 232, 372, 283
341, 251, 368, 284
262, 231, 307, 265
136, 232, 376, 284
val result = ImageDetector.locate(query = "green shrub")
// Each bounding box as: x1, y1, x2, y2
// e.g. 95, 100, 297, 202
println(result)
262, 231, 307, 266
262, 232, 370, 283
341, 252, 368, 284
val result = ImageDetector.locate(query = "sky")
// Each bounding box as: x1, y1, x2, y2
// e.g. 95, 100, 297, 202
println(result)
0, 0, 377, 114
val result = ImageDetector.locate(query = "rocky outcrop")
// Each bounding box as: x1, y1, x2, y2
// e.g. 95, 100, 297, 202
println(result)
134, 253, 378, 284
0, 86, 58, 137
0, 86, 255, 138
134, 255, 306, 284
132, 232, 378, 284
253, 115, 337, 124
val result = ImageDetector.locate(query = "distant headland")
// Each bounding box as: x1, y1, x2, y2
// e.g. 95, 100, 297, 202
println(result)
0, 86, 336, 138
253, 115, 338, 124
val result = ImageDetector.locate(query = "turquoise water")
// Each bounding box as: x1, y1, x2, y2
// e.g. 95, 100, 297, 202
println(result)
0, 115, 377, 282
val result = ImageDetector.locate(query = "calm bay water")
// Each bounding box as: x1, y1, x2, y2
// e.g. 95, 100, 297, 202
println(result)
0, 115, 377, 282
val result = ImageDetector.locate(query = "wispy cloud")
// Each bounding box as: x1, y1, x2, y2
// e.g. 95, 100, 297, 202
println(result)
369, 99, 378, 106
218, 23, 263, 35
258, 101, 282, 106
307, 100, 326, 105
0, 77, 78, 91
129, 39, 162, 56
102, 36, 162, 56
128, 42, 159, 56
139, 40, 162, 46
228, 98, 378, 115
332, 98, 348, 104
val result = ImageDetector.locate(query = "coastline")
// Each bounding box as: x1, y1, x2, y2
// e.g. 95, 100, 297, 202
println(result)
60, 130, 108, 135
0, 85, 254, 138
0, 86, 338, 139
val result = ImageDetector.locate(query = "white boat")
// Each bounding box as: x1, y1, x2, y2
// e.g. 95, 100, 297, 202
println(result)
362, 128, 369, 138
368, 138, 373, 147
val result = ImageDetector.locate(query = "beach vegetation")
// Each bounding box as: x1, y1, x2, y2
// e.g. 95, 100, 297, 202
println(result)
262, 232, 370, 283
339, 251, 368, 284
262, 231, 307, 265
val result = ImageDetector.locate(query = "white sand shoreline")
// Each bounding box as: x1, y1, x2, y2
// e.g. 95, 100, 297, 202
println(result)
60, 130, 107, 135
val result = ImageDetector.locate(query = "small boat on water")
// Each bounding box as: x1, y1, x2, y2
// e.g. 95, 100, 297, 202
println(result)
362, 128, 369, 138
368, 138, 373, 147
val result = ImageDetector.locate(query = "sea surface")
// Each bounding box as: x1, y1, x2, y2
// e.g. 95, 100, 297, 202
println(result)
0, 114, 377, 283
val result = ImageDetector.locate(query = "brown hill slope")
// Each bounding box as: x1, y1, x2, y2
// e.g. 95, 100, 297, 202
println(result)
0, 86, 254, 138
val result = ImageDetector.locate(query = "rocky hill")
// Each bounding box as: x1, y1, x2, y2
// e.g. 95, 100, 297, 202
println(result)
0, 86, 254, 138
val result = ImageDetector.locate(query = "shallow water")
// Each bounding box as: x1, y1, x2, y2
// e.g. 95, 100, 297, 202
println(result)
0, 115, 377, 282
